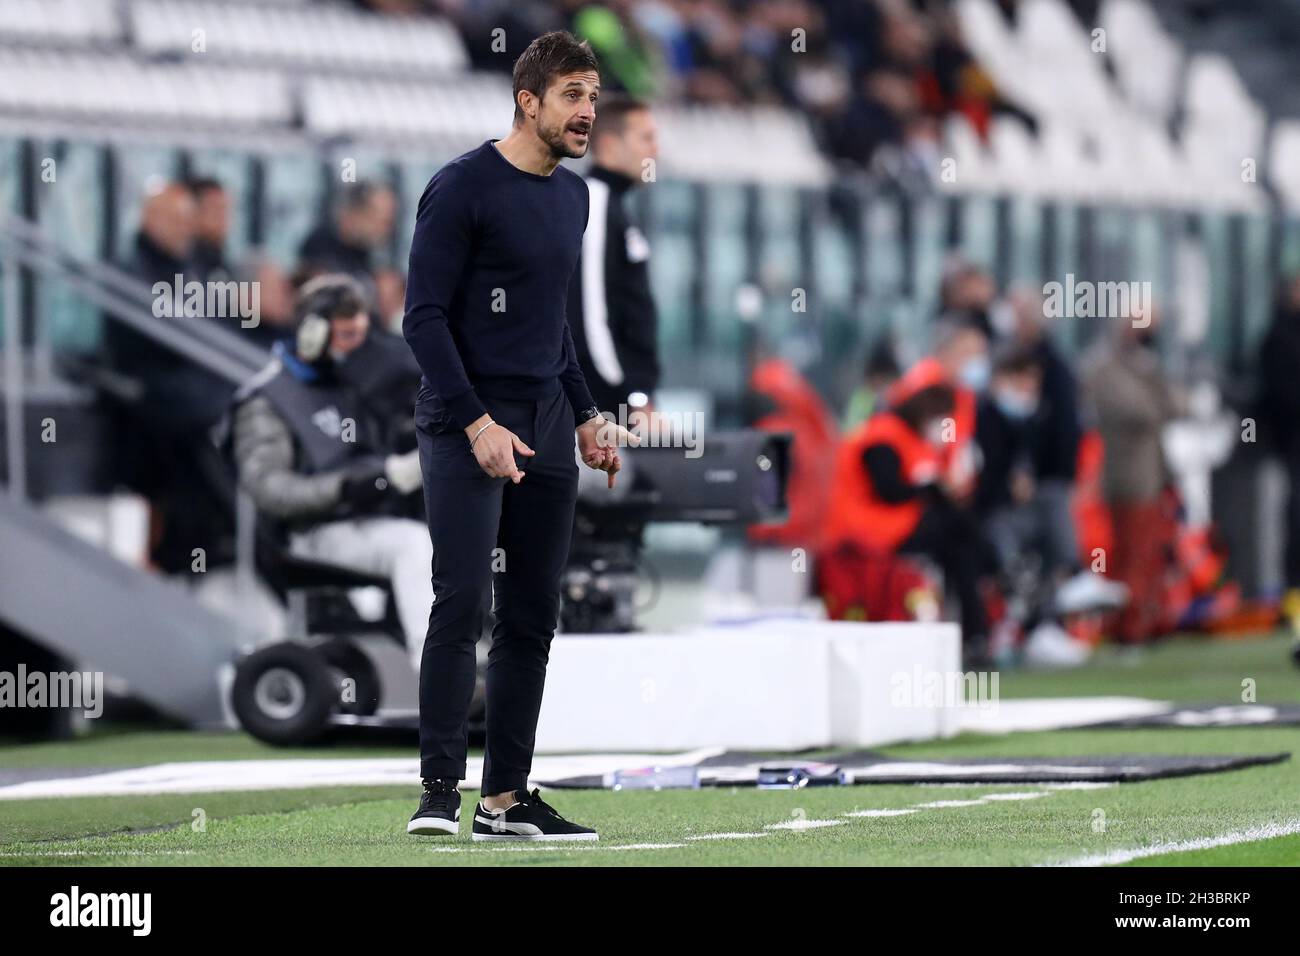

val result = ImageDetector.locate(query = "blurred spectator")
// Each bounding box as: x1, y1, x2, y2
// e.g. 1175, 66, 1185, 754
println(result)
187, 177, 232, 285
826, 372, 996, 665
109, 182, 237, 573
841, 336, 901, 430
1007, 285, 1082, 567
374, 268, 409, 335
1081, 307, 1180, 645
1256, 274, 1300, 640
241, 256, 297, 350
921, 2, 1036, 139
938, 254, 999, 336
826, 67, 921, 167
362, 0, 1014, 172
299, 181, 397, 286
113, 182, 232, 430
567, 95, 662, 417
125, 182, 195, 286
974, 341, 1041, 535
907, 316, 988, 497
573, 1, 661, 98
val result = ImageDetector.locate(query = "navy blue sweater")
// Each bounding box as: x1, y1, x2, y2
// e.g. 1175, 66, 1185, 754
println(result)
403, 140, 598, 430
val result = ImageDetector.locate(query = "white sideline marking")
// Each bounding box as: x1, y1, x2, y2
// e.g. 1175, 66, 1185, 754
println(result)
981, 791, 1051, 801
607, 843, 690, 850
1046, 819, 1300, 867
0, 850, 197, 858
686, 832, 770, 840
426, 842, 687, 853
843, 790, 1052, 819
765, 819, 843, 831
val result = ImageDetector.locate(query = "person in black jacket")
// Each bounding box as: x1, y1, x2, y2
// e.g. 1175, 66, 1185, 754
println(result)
566, 94, 661, 419
186, 177, 232, 285
975, 342, 1043, 566
298, 181, 396, 291
1257, 274, 1300, 651
109, 183, 237, 572
1007, 286, 1082, 575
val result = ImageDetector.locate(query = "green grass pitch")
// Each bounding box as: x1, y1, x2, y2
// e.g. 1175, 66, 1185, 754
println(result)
2, 632, 1297, 866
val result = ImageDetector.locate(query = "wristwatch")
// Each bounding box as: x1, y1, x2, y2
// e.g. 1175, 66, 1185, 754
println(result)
577, 405, 602, 426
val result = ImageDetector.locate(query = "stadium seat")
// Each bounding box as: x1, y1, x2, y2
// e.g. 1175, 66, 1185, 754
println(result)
1100, 0, 1184, 122
128, 0, 469, 75
301, 73, 511, 145
0, 47, 292, 128
1267, 119, 1300, 213
0, 0, 122, 46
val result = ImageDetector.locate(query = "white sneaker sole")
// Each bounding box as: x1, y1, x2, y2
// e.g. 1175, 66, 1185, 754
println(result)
471, 831, 599, 842
407, 815, 459, 836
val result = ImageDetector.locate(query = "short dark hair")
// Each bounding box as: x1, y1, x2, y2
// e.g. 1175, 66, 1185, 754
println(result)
992, 341, 1042, 376
864, 336, 901, 379
512, 31, 599, 124
895, 383, 956, 431
335, 181, 391, 214
592, 94, 648, 138
295, 274, 367, 324
185, 176, 224, 199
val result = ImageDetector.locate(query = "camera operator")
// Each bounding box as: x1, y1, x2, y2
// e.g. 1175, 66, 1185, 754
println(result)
231, 275, 430, 667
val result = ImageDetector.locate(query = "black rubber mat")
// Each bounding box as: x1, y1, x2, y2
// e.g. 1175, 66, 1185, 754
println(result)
537, 750, 1290, 788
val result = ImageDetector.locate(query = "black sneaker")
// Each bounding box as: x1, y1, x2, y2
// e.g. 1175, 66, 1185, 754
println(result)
472, 788, 598, 842
407, 778, 461, 835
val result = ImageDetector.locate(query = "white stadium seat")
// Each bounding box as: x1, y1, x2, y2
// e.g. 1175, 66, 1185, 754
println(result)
128, 0, 469, 75
1267, 120, 1300, 213
0, 0, 122, 45
0, 47, 291, 127
1099, 0, 1183, 122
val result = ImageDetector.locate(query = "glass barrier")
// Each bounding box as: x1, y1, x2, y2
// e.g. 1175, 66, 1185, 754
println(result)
2, 133, 1294, 419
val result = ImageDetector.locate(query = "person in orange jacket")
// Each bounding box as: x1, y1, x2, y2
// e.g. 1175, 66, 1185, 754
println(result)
826, 366, 996, 666
888, 320, 988, 500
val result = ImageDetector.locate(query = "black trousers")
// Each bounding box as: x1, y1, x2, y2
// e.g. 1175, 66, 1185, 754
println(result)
1285, 445, 1300, 590
899, 499, 997, 647
415, 382, 578, 794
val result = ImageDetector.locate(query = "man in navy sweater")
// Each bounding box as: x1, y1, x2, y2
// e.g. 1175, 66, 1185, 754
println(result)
403, 32, 634, 842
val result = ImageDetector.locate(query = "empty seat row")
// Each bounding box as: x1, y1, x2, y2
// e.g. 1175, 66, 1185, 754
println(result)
0, 47, 291, 127
0, 0, 122, 45
129, 0, 468, 76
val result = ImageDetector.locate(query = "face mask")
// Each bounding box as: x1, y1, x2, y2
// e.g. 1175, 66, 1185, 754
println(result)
958, 355, 991, 391
994, 388, 1037, 420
